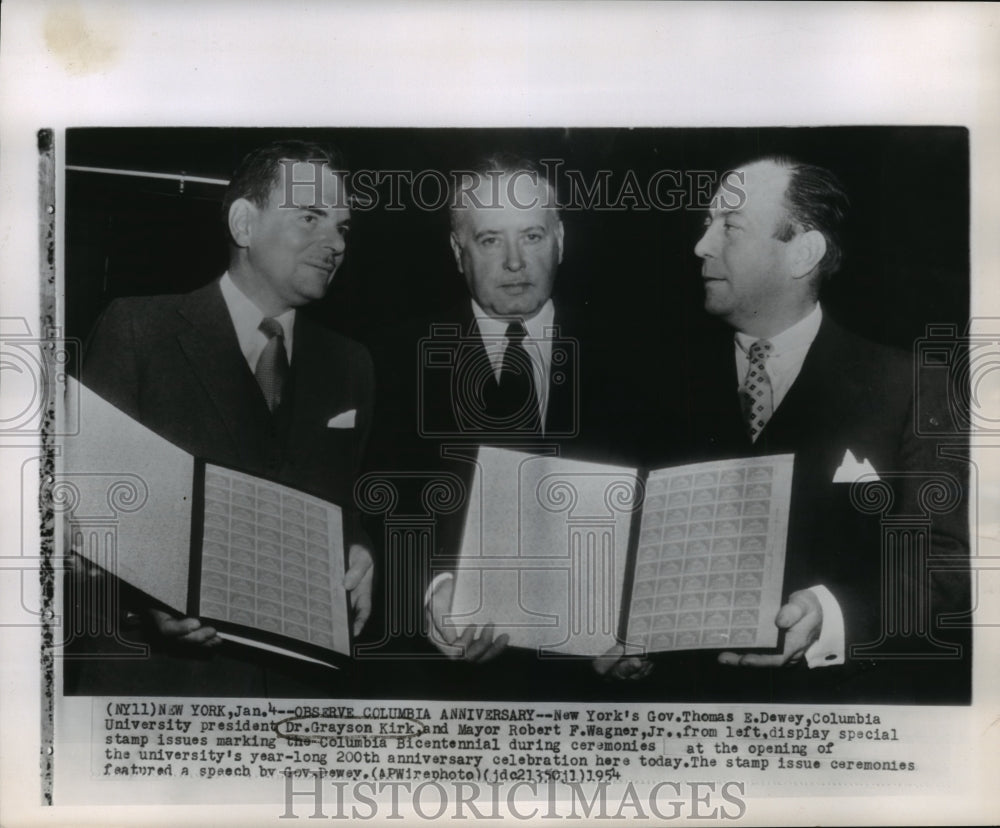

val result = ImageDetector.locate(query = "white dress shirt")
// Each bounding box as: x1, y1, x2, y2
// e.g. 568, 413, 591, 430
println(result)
733, 303, 844, 668
471, 297, 555, 430
219, 272, 296, 371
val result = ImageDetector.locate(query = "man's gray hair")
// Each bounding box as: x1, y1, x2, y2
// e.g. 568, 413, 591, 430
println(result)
448, 153, 560, 233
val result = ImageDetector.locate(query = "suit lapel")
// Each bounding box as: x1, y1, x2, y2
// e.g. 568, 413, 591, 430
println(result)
284, 314, 353, 439
285, 314, 320, 434
690, 329, 749, 456
459, 305, 497, 435
545, 307, 573, 437
174, 281, 272, 465
761, 321, 828, 443
756, 317, 859, 479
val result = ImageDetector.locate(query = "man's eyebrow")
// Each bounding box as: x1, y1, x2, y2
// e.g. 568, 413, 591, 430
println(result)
296, 205, 351, 220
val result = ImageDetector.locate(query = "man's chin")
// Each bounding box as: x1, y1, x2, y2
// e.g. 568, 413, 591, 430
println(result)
304, 270, 336, 297
493, 300, 545, 319
702, 288, 732, 318
290, 284, 332, 307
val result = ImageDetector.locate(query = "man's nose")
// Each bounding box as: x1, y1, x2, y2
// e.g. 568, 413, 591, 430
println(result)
321, 224, 347, 255
694, 224, 715, 259
503, 239, 525, 271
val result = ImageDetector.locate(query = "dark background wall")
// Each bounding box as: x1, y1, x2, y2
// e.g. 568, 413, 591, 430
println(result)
65, 126, 969, 357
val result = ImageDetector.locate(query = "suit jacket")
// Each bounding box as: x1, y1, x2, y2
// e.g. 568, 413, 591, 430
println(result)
358, 300, 625, 695
365, 298, 623, 502
376, 300, 601, 439
67, 279, 375, 697
636, 314, 970, 703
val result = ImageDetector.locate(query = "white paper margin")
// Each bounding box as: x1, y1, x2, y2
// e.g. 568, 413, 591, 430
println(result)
1, 1, 998, 826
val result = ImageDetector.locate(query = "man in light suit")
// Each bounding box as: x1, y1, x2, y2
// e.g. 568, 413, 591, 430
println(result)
69, 140, 375, 696
600, 156, 969, 702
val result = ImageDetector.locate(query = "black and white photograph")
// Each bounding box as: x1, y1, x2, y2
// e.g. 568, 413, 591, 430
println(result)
59, 124, 972, 709
1, 2, 998, 825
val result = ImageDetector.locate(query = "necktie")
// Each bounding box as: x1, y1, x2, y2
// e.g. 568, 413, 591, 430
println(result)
486, 320, 541, 433
739, 339, 773, 442
255, 317, 289, 413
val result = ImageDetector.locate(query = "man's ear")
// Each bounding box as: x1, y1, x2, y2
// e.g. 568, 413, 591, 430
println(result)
228, 198, 256, 249
449, 231, 464, 274
788, 228, 827, 280
555, 219, 565, 265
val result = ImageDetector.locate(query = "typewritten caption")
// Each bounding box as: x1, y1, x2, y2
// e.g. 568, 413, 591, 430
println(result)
96, 699, 919, 784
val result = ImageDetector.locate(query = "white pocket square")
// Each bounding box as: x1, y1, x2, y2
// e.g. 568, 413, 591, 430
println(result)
326, 410, 357, 428
832, 448, 879, 483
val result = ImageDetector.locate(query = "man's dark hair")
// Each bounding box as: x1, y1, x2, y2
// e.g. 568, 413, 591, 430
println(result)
762, 155, 850, 282
449, 152, 559, 232
221, 139, 345, 238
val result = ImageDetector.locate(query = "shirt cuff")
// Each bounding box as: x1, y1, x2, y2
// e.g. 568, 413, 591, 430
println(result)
804, 584, 845, 668
424, 572, 453, 608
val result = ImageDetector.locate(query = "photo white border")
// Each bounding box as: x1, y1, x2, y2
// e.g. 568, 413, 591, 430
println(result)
2, 1, 999, 825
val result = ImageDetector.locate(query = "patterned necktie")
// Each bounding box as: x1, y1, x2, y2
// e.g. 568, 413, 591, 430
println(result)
487, 320, 541, 432
739, 339, 773, 442
255, 317, 289, 413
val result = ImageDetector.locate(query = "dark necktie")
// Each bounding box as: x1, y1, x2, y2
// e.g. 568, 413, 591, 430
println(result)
738, 339, 773, 442
255, 317, 289, 413
487, 320, 541, 433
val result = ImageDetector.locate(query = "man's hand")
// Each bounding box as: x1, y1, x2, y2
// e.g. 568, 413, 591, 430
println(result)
148, 608, 222, 648
344, 543, 374, 637
426, 577, 508, 662
593, 644, 654, 680
718, 589, 823, 667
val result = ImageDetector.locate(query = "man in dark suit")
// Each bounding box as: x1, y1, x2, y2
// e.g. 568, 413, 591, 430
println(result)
361, 156, 622, 694
599, 156, 969, 702
68, 140, 375, 696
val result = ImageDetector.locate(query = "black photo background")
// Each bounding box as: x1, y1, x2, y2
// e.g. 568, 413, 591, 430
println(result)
65, 126, 968, 357
65, 127, 969, 446
62, 127, 971, 702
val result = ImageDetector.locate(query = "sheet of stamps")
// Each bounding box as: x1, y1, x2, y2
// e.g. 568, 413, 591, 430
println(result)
627, 455, 793, 653
199, 465, 350, 658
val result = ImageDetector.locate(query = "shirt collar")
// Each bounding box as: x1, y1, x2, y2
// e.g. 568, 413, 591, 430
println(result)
470, 298, 556, 339
734, 303, 822, 358
219, 271, 296, 361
